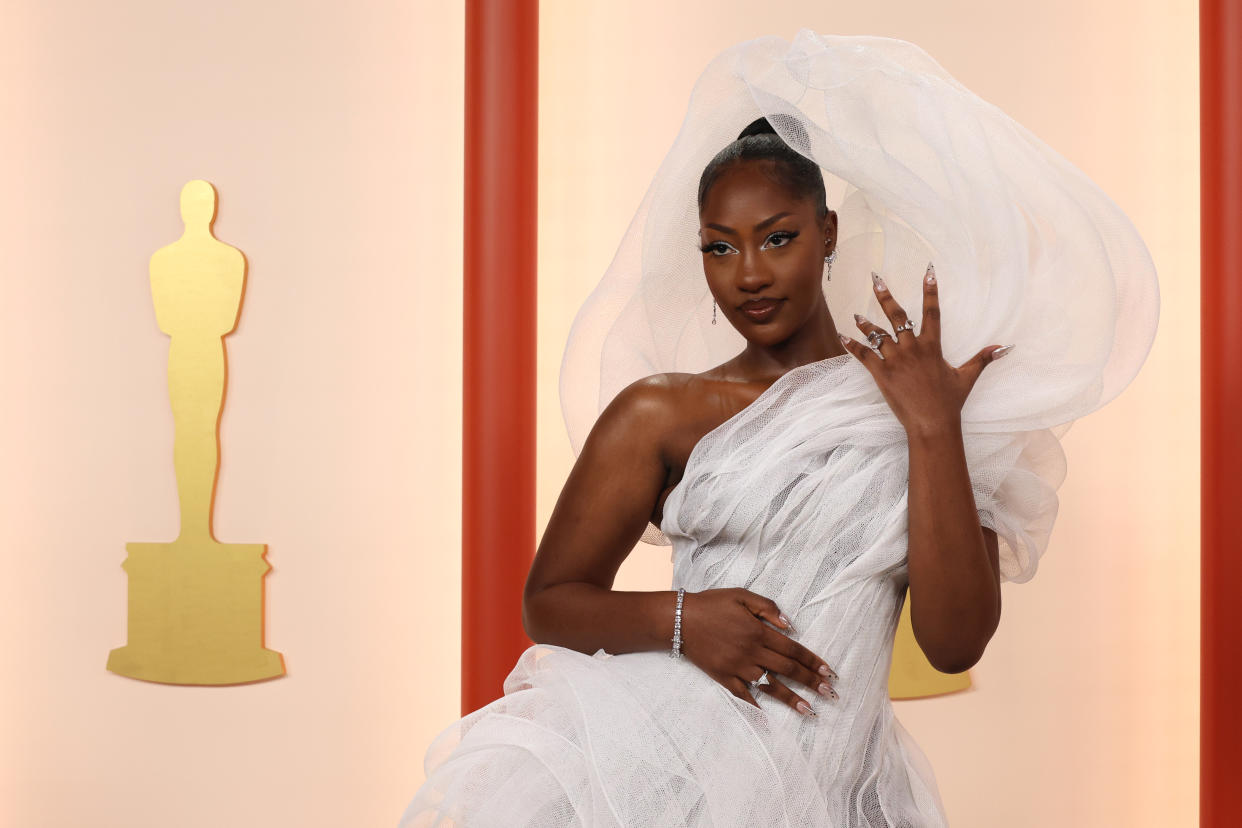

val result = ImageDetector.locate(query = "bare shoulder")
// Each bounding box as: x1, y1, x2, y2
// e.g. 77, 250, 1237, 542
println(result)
605, 372, 682, 412
590, 372, 693, 456
568, 369, 748, 530
596, 368, 755, 451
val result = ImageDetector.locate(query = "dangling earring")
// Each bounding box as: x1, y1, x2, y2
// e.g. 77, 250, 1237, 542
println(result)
824, 246, 836, 280
711, 298, 717, 325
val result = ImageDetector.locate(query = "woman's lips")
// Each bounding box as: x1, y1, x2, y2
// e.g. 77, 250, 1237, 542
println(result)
740, 298, 784, 322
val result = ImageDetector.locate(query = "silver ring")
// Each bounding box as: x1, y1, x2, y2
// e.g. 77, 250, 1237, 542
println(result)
866, 330, 890, 349
895, 320, 915, 333
749, 670, 770, 689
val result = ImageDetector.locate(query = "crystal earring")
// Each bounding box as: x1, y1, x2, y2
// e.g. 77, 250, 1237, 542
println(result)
824, 247, 836, 280
712, 299, 717, 325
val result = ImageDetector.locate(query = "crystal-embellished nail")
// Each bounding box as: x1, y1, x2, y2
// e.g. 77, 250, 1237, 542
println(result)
870, 270, 887, 291
992, 344, 1014, 360
925, 262, 936, 284
796, 700, 817, 716
818, 665, 838, 681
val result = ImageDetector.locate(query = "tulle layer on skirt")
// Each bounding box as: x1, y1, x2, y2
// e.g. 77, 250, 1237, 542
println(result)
400, 643, 946, 827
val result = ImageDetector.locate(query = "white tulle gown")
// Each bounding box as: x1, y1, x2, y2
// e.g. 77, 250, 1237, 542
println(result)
400, 352, 1063, 827
400, 28, 1161, 827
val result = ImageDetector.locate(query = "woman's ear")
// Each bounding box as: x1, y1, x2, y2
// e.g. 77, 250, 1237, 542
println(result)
820, 208, 836, 241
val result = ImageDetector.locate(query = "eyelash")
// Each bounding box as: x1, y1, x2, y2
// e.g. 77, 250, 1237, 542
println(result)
699, 230, 799, 256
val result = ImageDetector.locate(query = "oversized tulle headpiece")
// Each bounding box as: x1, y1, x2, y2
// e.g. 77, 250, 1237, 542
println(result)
558, 30, 1159, 549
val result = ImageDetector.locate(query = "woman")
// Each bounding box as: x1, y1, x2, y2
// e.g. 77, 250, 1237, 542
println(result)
402, 31, 1158, 827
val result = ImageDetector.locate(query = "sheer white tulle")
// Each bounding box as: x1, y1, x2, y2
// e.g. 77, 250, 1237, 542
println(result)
558, 30, 1158, 555
400, 30, 1158, 827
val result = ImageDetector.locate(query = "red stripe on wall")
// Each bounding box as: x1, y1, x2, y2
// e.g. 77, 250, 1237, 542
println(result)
1201, 1, 1241, 823
463, 0, 538, 714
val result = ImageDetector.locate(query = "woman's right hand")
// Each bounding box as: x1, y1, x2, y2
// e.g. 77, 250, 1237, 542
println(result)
678, 588, 839, 715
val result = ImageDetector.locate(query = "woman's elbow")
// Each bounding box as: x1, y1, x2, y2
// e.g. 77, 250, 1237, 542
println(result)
930, 649, 984, 675
920, 613, 1000, 674
521, 587, 547, 642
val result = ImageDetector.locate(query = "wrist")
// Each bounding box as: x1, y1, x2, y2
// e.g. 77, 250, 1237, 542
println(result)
669, 588, 686, 658
904, 417, 963, 444
640, 589, 686, 655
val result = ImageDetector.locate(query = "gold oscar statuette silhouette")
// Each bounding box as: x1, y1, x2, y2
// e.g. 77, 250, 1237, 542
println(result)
888, 583, 971, 699
107, 180, 284, 685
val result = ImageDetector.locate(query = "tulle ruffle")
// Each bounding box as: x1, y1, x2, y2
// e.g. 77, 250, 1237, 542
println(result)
558, 30, 1159, 547
401, 642, 946, 827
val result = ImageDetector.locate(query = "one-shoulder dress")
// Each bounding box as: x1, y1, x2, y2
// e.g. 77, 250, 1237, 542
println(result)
400, 352, 1057, 827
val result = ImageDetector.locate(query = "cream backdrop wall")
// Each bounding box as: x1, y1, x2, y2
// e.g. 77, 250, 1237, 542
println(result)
1, 2, 463, 826
537, 2, 1198, 828
0, 1, 1196, 827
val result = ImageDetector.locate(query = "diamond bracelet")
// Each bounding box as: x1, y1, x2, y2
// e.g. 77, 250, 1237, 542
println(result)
670, 587, 685, 658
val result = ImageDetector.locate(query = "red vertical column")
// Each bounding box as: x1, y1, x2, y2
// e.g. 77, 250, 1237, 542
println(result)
1201, 1, 1241, 824
462, 0, 538, 714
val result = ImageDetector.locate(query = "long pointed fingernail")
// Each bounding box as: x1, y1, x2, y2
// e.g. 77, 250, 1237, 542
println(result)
818, 664, 839, 681
992, 344, 1014, 360
925, 262, 936, 284
779, 613, 796, 632
817, 683, 839, 700
796, 700, 817, 716
853, 313, 867, 325
870, 270, 887, 291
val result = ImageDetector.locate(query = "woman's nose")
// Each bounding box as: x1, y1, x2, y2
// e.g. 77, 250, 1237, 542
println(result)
735, 250, 774, 290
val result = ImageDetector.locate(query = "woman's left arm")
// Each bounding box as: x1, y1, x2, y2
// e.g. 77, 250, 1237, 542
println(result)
838, 263, 1010, 674
905, 422, 1001, 673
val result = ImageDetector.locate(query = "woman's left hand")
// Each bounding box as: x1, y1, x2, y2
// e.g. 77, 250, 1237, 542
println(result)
837, 263, 1012, 436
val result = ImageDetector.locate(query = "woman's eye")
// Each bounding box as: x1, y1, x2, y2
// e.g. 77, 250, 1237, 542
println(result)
699, 232, 796, 255
763, 231, 797, 248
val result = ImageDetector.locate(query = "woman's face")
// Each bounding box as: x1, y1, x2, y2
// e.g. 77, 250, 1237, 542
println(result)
698, 160, 835, 347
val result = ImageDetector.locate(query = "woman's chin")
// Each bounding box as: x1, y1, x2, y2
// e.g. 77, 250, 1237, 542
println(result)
739, 327, 797, 349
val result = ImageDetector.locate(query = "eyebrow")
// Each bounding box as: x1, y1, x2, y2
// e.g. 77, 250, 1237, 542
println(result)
699, 212, 795, 236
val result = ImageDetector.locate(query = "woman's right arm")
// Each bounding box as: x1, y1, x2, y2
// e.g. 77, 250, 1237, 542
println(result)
521, 376, 678, 656
522, 377, 838, 715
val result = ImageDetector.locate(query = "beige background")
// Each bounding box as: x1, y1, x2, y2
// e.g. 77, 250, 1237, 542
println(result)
0, 1, 1195, 826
